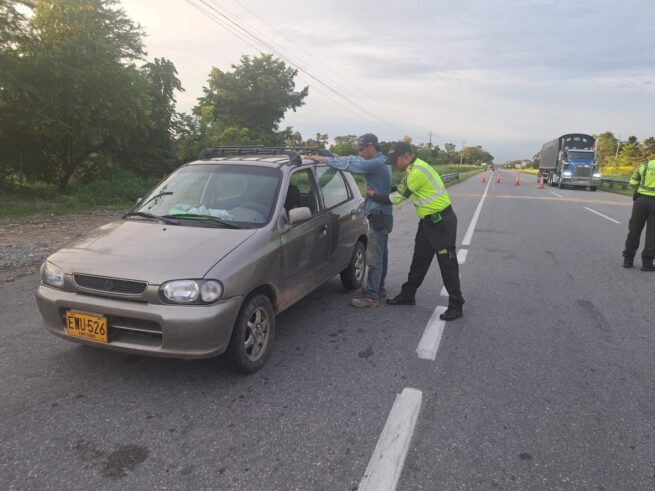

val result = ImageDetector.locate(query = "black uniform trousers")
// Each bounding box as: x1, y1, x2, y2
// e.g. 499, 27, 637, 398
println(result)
400, 206, 465, 307
623, 195, 655, 261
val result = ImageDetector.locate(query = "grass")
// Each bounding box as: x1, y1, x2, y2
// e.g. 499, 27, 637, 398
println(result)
0, 171, 160, 219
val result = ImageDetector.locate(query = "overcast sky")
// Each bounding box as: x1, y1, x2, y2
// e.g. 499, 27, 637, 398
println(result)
122, 0, 655, 162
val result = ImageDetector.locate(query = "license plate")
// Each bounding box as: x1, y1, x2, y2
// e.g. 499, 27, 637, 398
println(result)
65, 311, 108, 343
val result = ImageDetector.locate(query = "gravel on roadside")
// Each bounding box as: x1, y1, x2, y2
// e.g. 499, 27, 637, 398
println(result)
0, 211, 122, 282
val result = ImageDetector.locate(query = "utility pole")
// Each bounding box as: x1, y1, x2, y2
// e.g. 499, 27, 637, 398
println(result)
459, 140, 465, 166
615, 134, 621, 158
427, 131, 433, 149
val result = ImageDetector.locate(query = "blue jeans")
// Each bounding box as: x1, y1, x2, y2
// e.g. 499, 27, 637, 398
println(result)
363, 213, 393, 299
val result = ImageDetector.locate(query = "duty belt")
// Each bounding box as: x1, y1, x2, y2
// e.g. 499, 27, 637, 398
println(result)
421, 205, 453, 224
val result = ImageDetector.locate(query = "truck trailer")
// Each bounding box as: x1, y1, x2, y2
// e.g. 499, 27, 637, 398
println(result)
538, 133, 601, 190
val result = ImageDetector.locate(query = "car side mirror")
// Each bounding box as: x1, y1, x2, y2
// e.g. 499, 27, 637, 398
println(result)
288, 207, 311, 225
135, 197, 143, 206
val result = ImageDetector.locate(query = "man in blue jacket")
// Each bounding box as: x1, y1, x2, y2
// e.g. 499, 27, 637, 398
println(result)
309, 134, 392, 307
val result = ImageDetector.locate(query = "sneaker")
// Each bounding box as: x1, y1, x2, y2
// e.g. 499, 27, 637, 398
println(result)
641, 260, 655, 272
386, 294, 415, 306
439, 307, 463, 321
351, 296, 379, 308
623, 257, 634, 268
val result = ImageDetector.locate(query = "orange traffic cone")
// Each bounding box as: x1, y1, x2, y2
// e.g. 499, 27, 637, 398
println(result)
495, 173, 501, 183
538, 176, 545, 189
514, 174, 520, 186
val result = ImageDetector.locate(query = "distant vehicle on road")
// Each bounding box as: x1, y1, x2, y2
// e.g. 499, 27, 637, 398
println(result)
538, 133, 601, 190
36, 147, 369, 373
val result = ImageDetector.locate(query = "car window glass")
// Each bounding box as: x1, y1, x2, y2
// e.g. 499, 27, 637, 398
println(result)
289, 169, 319, 215
136, 164, 280, 227
316, 166, 350, 208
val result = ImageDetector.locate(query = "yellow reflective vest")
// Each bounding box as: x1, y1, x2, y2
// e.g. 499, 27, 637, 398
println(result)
389, 158, 452, 218
630, 160, 655, 197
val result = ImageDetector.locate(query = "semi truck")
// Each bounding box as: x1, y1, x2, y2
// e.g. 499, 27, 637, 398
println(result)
538, 133, 601, 191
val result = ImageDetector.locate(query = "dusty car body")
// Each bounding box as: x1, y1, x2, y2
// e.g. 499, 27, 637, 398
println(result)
36, 149, 368, 373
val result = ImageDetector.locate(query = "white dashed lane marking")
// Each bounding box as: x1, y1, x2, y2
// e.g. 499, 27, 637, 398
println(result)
416, 306, 447, 360
584, 206, 620, 224
359, 388, 423, 491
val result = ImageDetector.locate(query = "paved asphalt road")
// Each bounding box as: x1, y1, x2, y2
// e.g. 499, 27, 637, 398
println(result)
1, 170, 654, 490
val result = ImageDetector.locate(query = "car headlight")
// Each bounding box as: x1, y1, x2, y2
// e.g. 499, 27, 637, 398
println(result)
593, 173, 601, 178
562, 171, 572, 177
41, 261, 64, 288
160, 279, 223, 304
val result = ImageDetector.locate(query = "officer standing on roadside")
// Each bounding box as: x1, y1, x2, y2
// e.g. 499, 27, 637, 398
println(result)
308, 133, 393, 308
367, 142, 465, 321
623, 158, 655, 271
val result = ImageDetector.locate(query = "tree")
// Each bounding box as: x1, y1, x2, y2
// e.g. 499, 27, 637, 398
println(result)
0, 1, 33, 185
304, 133, 328, 149
594, 131, 618, 166
330, 134, 357, 155
197, 54, 308, 137
459, 146, 494, 165
1, 0, 148, 190
444, 143, 457, 154
640, 137, 655, 161
117, 57, 184, 176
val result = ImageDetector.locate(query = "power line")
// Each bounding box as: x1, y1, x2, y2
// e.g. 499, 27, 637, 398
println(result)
196, 0, 411, 135
185, 0, 404, 136
227, 0, 429, 137
186, 0, 423, 139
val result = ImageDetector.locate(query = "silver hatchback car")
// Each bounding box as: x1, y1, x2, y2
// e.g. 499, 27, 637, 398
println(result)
36, 148, 368, 373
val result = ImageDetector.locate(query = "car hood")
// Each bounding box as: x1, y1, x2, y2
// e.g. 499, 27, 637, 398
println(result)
47, 220, 257, 284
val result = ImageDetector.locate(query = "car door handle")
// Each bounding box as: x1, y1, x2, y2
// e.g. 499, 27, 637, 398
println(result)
319, 224, 328, 238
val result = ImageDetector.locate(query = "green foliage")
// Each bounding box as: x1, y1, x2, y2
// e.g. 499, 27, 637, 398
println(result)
121, 57, 184, 176
0, 167, 159, 218
196, 54, 308, 134
0, 0, 150, 191
330, 134, 357, 155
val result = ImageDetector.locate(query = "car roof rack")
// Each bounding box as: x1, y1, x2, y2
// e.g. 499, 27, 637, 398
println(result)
197, 146, 332, 165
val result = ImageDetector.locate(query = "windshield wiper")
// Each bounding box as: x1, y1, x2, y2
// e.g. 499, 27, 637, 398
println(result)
122, 211, 180, 225
136, 191, 174, 210
163, 213, 242, 229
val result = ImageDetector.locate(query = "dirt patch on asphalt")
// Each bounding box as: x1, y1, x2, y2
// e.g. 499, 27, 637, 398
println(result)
0, 211, 122, 282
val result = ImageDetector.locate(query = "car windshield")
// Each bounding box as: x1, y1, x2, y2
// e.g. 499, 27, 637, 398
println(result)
134, 164, 281, 227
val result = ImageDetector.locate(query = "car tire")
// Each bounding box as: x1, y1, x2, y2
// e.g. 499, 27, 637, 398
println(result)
590, 186, 597, 191
340, 241, 366, 290
227, 294, 275, 374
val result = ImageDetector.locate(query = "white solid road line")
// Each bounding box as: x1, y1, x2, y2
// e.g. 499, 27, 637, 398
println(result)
584, 206, 620, 224
550, 191, 564, 198
359, 388, 423, 491
462, 174, 492, 246
416, 306, 447, 360
457, 248, 468, 265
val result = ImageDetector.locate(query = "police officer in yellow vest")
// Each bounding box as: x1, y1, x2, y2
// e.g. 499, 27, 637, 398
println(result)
367, 142, 465, 321
623, 159, 655, 271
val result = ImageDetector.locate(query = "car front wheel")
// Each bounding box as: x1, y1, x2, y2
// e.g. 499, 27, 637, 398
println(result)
340, 241, 366, 289
227, 294, 275, 374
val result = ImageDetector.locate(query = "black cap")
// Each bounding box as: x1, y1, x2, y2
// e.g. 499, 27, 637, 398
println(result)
386, 141, 413, 165
356, 133, 379, 149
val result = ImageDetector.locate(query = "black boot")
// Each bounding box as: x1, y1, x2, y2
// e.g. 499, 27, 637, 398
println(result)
386, 294, 415, 305
623, 256, 634, 268
641, 258, 655, 271
440, 305, 463, 321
